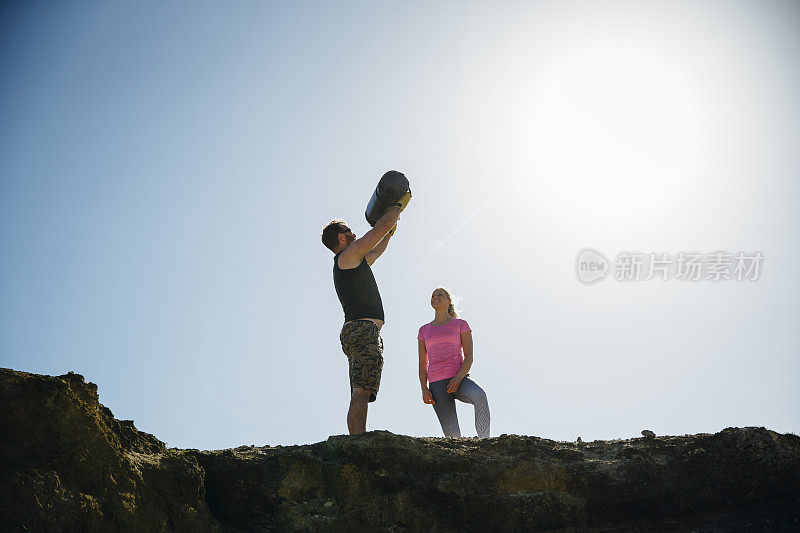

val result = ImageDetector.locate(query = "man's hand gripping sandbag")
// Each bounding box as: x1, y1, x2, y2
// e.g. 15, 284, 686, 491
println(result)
365, 171, 412, 233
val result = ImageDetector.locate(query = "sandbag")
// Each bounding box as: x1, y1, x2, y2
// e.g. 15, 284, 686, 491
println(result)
365, 170, 411, 226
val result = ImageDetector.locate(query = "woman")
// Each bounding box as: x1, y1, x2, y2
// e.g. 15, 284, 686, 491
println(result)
418, 287, 490, 437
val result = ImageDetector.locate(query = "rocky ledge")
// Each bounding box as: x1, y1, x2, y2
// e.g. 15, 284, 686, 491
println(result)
1, 368, 799, 532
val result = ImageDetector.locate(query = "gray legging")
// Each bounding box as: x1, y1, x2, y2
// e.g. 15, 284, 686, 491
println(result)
429, 376, 490, 438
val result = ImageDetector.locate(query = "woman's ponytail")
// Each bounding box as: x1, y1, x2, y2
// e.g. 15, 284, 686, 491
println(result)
447, 301, 458, 318
435, 286, 460, 318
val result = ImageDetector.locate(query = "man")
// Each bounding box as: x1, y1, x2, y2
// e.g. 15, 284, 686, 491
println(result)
321, 195, 409, 434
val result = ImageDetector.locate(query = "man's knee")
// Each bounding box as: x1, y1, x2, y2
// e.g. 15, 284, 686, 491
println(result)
351, 387, 372, 402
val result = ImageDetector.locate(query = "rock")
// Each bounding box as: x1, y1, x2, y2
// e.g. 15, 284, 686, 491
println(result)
642, 429, 656, 438
2, 368, 800, 532
0, 368, 220, 532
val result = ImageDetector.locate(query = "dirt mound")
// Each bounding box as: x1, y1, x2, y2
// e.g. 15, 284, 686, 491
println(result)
2, 368, 799, 531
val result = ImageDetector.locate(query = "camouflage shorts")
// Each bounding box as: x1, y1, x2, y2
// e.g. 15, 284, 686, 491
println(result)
340, 320, 384, 402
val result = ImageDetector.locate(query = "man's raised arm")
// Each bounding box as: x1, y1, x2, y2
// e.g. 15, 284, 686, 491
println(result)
337, 207, 401, 269
365, 225, 395, 266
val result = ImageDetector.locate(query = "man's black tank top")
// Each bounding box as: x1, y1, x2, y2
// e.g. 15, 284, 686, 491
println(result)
333, 251, 385, 322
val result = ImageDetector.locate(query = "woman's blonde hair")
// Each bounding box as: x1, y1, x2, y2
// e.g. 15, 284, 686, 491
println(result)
433, 286, 461, 318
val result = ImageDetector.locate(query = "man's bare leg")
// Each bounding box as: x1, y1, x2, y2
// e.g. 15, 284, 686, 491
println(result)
348, 388, 371, 434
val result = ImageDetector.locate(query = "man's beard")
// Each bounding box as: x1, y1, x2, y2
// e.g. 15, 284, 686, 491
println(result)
345, 233, 356, 246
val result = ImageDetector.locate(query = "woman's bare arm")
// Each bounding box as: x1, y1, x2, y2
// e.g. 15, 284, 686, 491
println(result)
447, 331, 474, 393
419, 339, 434, 404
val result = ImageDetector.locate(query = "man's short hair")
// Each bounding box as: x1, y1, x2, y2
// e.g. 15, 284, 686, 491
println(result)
321, 219, 346, 252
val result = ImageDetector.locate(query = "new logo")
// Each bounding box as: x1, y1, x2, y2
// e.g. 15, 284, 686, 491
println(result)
576, 248, 609, 284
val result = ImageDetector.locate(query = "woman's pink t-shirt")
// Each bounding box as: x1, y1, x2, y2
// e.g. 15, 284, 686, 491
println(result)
418, 318, 471, 383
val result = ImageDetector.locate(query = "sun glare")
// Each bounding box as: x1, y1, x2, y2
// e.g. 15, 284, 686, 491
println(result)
523, 44, 709, 234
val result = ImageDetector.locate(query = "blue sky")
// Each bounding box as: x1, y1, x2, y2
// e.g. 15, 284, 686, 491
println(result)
2, 1, 798, 450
